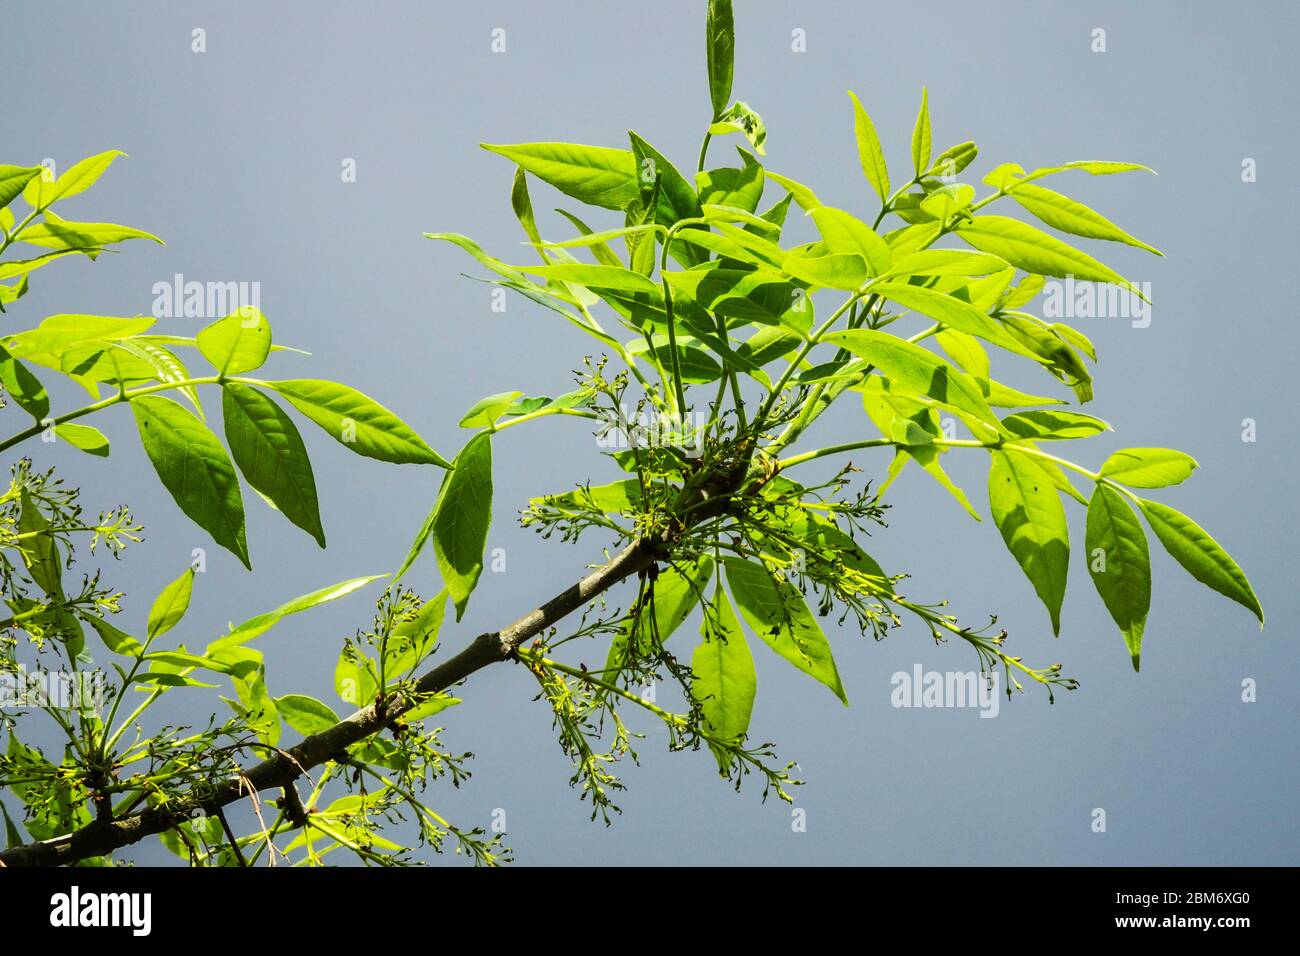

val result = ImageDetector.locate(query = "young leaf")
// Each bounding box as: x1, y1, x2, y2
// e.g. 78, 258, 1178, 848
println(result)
0, 165, 42, 210
512, 262, 660, 294
911, 87, 932, 177
1137, 498, 1263, 625
1086, 484, 1150, 670
210, 575, 386, 649
510, 166, 544, 253
55, 422, 110, 457
0, 346, 49, 420
809, 206, 892, 276
956, 215, 1144, 298
147, 568, 196, 640
459, 390, 525, 429
709, 102, 767, 155
481, 143, 639, 210
267, 379, 450, 467
696, 147, 765, 212
222, 383, 326, 547
987, 448, 1070, 634
17, 492, 63, 599
1009, 183, 1162, 256
132, 395, 250, 569
764, 169, 822, 212
1099, 448, 1197, 488
705, 0, 735, 118
782, 252, 868, 291
848, 91, 890, 202
725, 557, 847, 704
628, 131, 704, 228
871, 282, 1023, 353
23, 150, 125, 210
196, 307, 272, 375
827, 328, 1000, 433
276, 694, 341, 736
692, 585, 756, 763
882, 249, 1007, 279
923, 141, 978, 179
87, 617, 143, 657
433, 432, 493, 621
18, 211, 163, 252
1001, 409, 1111, 441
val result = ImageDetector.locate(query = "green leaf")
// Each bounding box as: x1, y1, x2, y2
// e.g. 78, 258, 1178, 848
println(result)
211, 574, 386, 649
765, 169, 822, 211
705, 0, 735, 118
481, 143, 638, 210
433, 432, 493, 621
266, 379, 450, 467
512, 262, 659, 294
19, 211, 163, 252
696, 148, 765, 212
18, 491, 63, 598
403, 692, 461, 723
196, 307, 271, 375
1013, 160, 1156, 188
629, 131, 703, 228
87, 617, 143, 657
0, 250, 79, 281
882, 249, 1007, 279
55, 423, 110, 457
459, 390, 524, 429
111, 339, 202, 417
860, 378, 981, 520
911, 87, 932, 176
510, 166, 543, 251
23, 150, 125, 210
553, 209, 625, 267
1098, 448, 1198, 488
709, 102, 767, 155
828, 328, 1000, 434
1086, 485, 1150, 670
0, 346, 49, 420
692, 585, 756, 764
1009, 183, 1162, 256
725, 557, 847, 704
808, 206, 892, 276
222, 383, 326, 547
987, 448, 1070, 634
276, 694, 341, 736
605, 558, 714, 674
0, 165, 42, 210
871, 282, 1023, 353
1137, 498, 1263, 625
4, 314, 154, 366
147, 567, 195, 639
1001, 409, 1110, 441
848, 91, 890, 203
1, 798, 25, 848
782, 252, 868, 291
923, 141, 978, 179
956, 215, 1144, 298
132, 395, 250, 568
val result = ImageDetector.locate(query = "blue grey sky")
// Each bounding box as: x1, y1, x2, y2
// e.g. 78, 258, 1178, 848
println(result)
6, 0, 1297, 864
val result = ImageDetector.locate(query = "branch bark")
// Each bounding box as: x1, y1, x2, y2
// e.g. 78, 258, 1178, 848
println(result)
0, 537, 659, 867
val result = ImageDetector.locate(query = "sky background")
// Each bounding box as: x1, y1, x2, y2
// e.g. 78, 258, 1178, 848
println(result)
5, 0, 1297, 865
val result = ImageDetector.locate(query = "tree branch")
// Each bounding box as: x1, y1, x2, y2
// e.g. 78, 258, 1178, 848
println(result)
0, 537, 659, 867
